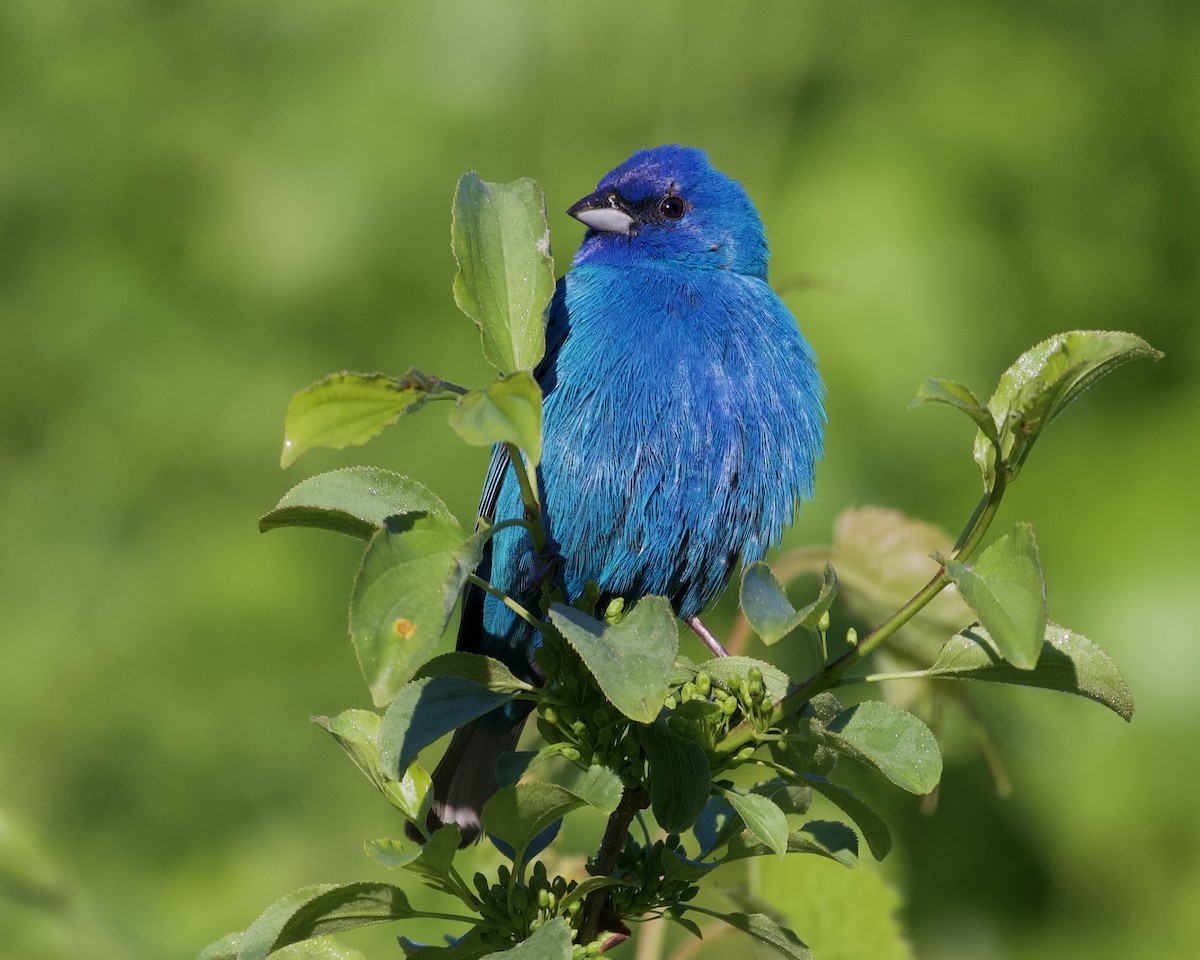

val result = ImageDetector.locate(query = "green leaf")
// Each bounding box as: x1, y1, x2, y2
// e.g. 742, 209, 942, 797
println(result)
451, 173, 554, 374
364, 825, 462, 892
402, 824, 461, 889
548, 597, 678, 724
945, 522, 1046, 670
260, 468, 451, 539
554, 763, 624, 815
378, 676, 515, 777
925, 622, 1135, 720
399, 929, 491, 960
415, 653, 535, 694
682, 908, 813, 960
910, 378, 1000, 450
757, 843, 914, 960
350, 512, 485, 706
717, 786, 788, 857
480, 784, 584, 866
312, 710, 432, 821
795, 701, 942, 795
740, 562, 837, 647
721, 821, 858, 868
281, 372, 433, 469
448, 372, 543, 467
802, 776, 892, 860
974, 330, 1162, 485
201, 934, 371, 960
638, 720, 712, 832
556, 875, 632, 912
825, 507, 971, 647
234, 883, 426, 960
479, 919, 572, 960
700, 656, 791, 702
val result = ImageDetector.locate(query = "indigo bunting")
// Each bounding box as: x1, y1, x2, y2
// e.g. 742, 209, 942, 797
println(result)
431, 145, 825, 842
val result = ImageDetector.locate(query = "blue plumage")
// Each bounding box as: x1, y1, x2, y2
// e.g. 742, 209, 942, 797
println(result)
430, 146, 825, 841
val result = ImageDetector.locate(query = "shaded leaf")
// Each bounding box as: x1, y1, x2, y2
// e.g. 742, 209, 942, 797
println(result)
448, 373, 543, 466
974, 330, 1162, 485
260, 468, 450, 539
452, 173, 553, 374
826, 507, 970, 645
925, 622, 1134, 720
682, 908, 812, 960
721, 820, 858, 868
281, 372, 432, 469
398, 929, 491, 960
802, 776, 892, 860
480, 784, 583, 866
946, 522, 1046, 670
740, 561, 837, 646
639, 720, 712, 832
378, 676, 515, 777
548, 597, 678, 724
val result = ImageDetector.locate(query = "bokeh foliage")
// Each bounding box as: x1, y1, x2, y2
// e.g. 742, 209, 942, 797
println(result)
1, 2, 1197, 959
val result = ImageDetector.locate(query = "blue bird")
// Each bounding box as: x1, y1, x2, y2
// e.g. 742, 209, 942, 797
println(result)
429, 146, 825, 843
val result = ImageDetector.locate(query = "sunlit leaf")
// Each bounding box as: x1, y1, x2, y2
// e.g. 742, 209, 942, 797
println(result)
924, 622, 1134, 720
701, 656, 791, 702
452, 173, 554, 374
478, 919, 572, 960
312, 710, 432, 821
802, 776, 892, 860
448, 372, 543, 466
350, 513, 485, 706
792, 701, 942, 795
234, 883, 428, 960
946, 522, 1046, 670
414, 653, 534, 694
717, 786, 788, 857
740, 561, 837, 647
910, 378, 1000, 449
281, 372, 432, 468
548, 597, 678, 724
974, 330, 1162, 484
260, 468, 451, 539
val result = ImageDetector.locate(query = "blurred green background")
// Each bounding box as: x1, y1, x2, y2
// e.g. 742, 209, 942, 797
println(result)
2, 1, 1197, 958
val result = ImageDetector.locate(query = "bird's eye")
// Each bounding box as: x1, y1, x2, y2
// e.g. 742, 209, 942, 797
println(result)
659, 196, 686, 220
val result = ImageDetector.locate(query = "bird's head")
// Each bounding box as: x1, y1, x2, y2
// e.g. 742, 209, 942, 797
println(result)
568, 145, 769, 279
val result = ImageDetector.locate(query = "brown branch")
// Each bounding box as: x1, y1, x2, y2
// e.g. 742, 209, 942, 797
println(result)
580, 785, 650, 945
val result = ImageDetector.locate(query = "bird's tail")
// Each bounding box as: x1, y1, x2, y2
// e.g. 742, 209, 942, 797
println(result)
420, 719, 525, 846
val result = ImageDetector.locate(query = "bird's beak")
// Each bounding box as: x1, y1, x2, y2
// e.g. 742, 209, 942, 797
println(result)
567, 190, 638, 235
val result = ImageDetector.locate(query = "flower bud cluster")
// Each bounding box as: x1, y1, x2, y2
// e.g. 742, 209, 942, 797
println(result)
472, 860, 584, 945
595, 834, 701, 919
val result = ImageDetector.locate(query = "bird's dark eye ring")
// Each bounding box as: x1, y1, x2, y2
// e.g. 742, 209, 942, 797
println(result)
659, 196, 686, 220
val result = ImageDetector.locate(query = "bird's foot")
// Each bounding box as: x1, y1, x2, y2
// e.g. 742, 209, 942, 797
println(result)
687, 616, 730, 658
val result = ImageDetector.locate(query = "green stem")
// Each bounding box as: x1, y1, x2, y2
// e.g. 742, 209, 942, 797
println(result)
466, 574, 554, 637
505, 443, 545, 551
715, 475, 1008, 757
